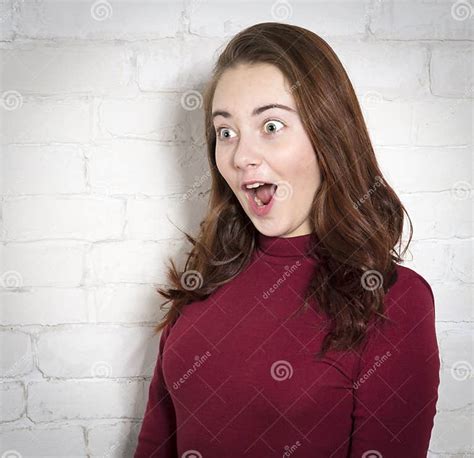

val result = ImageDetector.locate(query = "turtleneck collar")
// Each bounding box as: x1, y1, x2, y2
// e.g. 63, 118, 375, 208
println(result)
256, 231, 319, 263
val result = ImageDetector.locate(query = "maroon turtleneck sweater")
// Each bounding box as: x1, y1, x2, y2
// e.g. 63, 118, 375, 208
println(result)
134, 232, 440, 457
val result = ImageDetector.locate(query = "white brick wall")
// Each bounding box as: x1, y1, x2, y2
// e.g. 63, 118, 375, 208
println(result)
0, 0, 472, 455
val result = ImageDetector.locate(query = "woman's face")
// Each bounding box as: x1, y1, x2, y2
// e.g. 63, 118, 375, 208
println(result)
212, 62, 321, 238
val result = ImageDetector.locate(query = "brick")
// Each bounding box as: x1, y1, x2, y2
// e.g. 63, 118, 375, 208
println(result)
125, 194, 208, 240
0, 382, 24, 421
433, 283, 473, 322
400, 191, 472, 239
431, 43, 473, 97
376, 146, 472, 192
188, 0, 368, 38
430, 410, 473, 453
3, 196, 125, 241
334, 40, 429, 98
36, 325, 159, 378
413, 99, 471, 146
437, 323, 473, 370
370, 0, 472, 40
96, 94, 203, 142
15, 0, 183, 40
400, 240, 449, 282
1, 242, 86, 287
88, 140, 204, 195
88, 421, 141, 457
1, 97, 91, 144
0, 288, 89, 325
91, 284, 164, 323
437, 368, 473, 411
0, 331, 33, 377
28, 379, 146, 421
0, 44, 137, 96
87, 239, 183, 284
2, 144, 86, 195
448, 239, 473, 283
137, 37, 221, 91
361, 99, 413, 145
0, 0, 13, 41
0, 426, 86, 455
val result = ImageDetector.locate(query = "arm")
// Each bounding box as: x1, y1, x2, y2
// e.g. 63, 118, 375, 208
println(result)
349, 275, 440, 457
134, 322, 178, 458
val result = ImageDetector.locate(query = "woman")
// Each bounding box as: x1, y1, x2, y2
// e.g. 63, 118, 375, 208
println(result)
134, 22, 440, 458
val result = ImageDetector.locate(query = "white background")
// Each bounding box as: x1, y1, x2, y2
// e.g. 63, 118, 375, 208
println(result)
0, 0, 472, 456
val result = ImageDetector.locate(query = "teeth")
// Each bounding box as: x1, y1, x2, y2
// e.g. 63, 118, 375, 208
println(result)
246, 182, 265, 189
254, 195, 265, 207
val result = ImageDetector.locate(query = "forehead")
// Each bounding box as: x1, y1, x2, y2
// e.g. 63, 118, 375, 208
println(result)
212, 63, 295, 112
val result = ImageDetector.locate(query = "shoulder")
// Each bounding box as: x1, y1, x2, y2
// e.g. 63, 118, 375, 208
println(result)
356, 264, 440, 376
158, 318, 179, 352
364, 264, 437, 348
389, 264, 435, 310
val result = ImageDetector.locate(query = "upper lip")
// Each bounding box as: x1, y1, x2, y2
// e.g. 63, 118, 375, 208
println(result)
240, 179, 277, 191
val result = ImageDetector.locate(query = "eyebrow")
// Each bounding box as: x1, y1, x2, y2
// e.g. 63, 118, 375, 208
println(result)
212, 103, 296, 120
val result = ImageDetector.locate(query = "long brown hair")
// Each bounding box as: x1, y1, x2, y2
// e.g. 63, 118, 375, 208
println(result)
154, 22, 412, 359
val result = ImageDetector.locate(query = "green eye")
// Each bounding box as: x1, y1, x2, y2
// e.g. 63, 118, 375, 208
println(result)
264, 120, 285, 134
216, 127, 236, 141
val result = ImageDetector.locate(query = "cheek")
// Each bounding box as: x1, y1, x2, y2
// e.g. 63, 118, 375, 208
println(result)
215, 151, 238, 194
215, 150, 227, 179
292, 154, 320, 199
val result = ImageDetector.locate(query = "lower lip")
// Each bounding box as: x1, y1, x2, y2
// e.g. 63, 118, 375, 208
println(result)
244, 189, 276, 216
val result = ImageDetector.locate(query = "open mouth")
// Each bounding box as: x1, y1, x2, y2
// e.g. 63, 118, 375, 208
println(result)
245, 183, 278, 208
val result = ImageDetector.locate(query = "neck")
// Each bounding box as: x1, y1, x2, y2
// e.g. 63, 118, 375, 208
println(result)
256, 231, 318, 259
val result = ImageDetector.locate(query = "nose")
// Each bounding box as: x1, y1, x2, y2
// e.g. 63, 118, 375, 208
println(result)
233, 134, 262, 170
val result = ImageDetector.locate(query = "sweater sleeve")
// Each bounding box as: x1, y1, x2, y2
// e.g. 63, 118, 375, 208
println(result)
348, 275, 440, 457
134, 322, 178, 458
